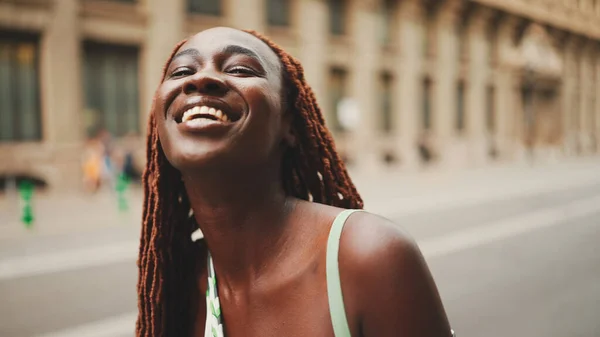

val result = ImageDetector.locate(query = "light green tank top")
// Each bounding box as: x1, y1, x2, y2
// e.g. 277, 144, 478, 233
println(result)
204, 209, 359, 337
204, 209, 455, 337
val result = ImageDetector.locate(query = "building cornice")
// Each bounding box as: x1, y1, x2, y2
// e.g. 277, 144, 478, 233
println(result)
472, 0, 600, 40
0, 0, 51, 9
81, 0, 147, 25
80, 0, 147, 45
0, 0, 51, 31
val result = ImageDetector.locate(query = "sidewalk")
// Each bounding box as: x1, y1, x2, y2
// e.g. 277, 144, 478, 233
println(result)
353, 155, 600, 216
1, 156, 600, 241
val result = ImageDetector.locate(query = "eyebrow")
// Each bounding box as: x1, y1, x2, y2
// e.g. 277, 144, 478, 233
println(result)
172, 45, 262, 64
172, 48, 200, 60
221, 45, 262, 62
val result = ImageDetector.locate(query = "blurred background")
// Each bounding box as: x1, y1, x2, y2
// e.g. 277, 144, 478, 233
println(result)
1, 0, 599, 336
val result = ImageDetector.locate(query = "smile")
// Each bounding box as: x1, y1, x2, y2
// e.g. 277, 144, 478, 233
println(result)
181, 106, 230, 123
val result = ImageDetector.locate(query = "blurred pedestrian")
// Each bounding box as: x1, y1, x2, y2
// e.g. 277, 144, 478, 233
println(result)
136, 28, 454, 337
97, 129, 116, 191
121, 132, 141, 183
81, 136, 103, 193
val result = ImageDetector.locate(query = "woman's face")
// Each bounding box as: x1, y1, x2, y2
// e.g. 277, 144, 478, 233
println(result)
154, 27, 288, 172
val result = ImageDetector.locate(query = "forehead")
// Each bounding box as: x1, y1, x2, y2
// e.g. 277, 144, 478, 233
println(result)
175, 27, 280, 71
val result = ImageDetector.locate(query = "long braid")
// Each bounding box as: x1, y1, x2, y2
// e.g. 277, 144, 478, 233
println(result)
137, 39, 197, 337
244, 30, 363, 208
137, 30, 363, 337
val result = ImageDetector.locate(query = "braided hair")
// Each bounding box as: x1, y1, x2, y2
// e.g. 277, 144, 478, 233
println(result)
136, 29, 363, 337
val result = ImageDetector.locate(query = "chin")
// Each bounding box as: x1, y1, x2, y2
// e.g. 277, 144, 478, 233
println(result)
167, 147, 233, 173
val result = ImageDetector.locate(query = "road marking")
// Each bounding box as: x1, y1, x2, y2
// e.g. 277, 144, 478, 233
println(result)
23, 194, 600, 337
36, 312, 137, 337
0, 242, 138, 281
420, 194, 600, 258
372, 175, 600, 218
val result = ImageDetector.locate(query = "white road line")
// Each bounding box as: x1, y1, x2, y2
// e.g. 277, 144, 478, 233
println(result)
372, 175, 600, 218
24, 196, 600, 337
36, 312, 137, 337
420, 194, 600, 259
0, 242, 138, 281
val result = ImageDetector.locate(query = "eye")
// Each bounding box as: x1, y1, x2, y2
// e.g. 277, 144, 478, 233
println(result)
170, 67, 194, 78
226, 66, 256, 76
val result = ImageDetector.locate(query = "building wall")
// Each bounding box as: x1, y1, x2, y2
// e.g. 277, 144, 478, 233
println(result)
1, 0, 600, 191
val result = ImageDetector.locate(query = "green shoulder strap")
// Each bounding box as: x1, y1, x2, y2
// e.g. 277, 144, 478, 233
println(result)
326, 209, 362, 337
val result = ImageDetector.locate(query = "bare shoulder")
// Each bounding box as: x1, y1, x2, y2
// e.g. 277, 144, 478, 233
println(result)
339, 211, 420, 275
338, 211, 453, 337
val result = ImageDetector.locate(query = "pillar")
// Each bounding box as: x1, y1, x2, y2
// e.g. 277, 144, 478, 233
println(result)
41, 0, 81, 144
431, 0, 462, 167
562, 38, 578, 155
40, 0, 82, 188
229, 0, 265, 32
142, 0, 185, 120
578, 43, 593, 153
465, 6, 493, 166
595, 48, 600, 152
395, 0, 424, 170
494, 15, 519, 160
349, 0, 379, 173
297, 0, 328, 111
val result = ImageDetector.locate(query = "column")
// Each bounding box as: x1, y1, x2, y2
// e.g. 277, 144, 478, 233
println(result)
579, 43, 592, 153
562, 38, 577, 155
431, 0, 462, 167
229, 0, 265, 32
349, 0, 379, 173
588, 45, 598, 153
465, 6, 492, 166
494, 15, 519, 160
298, 0, 328, 110
595, 49, 600, 152
40, 0, 82, 188
41, 0, 81, 144
395, 0, 424, 170
142, 0, 185, 120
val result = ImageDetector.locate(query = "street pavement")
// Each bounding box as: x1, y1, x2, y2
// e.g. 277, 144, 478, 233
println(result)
1, 158, 599, 337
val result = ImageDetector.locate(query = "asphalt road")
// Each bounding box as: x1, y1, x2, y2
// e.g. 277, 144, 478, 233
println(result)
1, 183, 599, 337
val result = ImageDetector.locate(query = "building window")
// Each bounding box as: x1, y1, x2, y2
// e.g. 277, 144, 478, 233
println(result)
486, 85, 495, 133
188, 0, 221, 16
422, 78, 432, 130
329, 67, 348, 132
329, 0, 347, 36
423, 10, 434, 57
83, 42, 140, 138
379, 0, 396, 46
456, 80, 465, 131
571, 93, 579, 132
457, 21, 466, 62
267, 0, 291, 26
0, 33, 41, 142
380, 73, 394, 133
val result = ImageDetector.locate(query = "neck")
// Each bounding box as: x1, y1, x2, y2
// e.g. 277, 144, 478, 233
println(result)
182, 163, 297, 289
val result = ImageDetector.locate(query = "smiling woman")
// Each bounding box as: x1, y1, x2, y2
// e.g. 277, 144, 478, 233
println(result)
137, 27, 454, 337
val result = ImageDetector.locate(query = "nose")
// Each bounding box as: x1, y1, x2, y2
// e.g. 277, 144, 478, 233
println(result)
182, 70, 228, 97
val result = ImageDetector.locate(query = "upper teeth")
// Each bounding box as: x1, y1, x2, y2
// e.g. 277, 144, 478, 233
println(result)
182, 106, 229, 123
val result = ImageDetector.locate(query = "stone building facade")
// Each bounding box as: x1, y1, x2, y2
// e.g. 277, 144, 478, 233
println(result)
1, 0, 599, 190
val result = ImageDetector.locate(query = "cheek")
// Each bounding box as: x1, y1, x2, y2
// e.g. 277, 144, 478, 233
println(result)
246, 82, 283, 125
152, 98, 179, 165
154, 83, 179, 120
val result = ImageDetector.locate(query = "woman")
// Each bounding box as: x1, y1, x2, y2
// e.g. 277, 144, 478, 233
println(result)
137, 27, 454, 337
